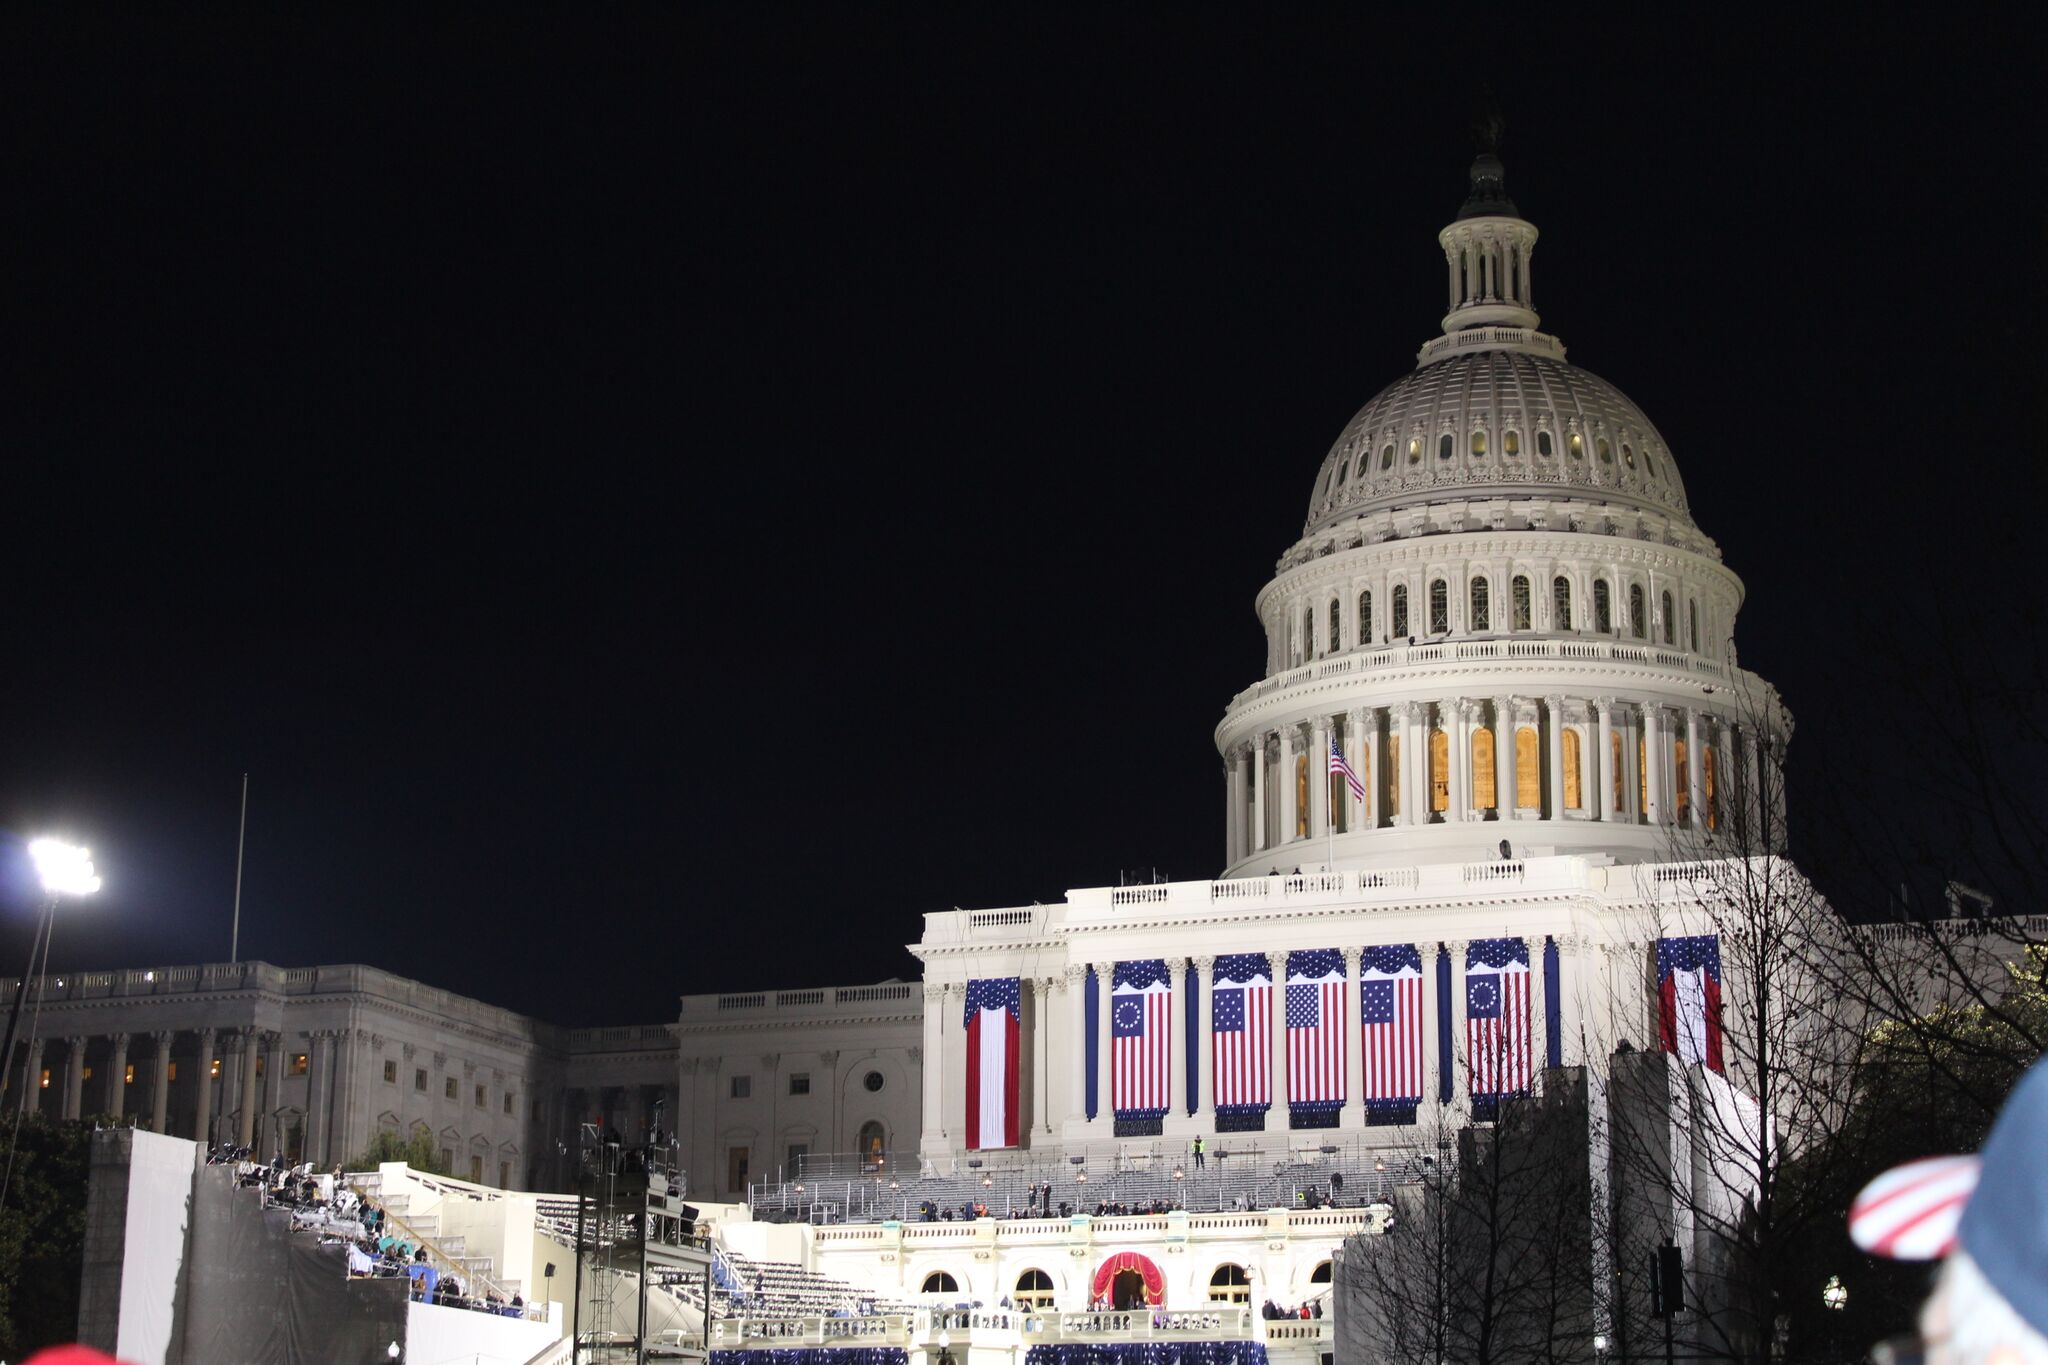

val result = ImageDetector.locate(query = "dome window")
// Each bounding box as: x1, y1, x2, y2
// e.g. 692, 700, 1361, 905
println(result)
1408, 438, 1422, 466
1470, 430, 1487, 457
1512, 575, 1532, 631
1357, 590, 1373, 645
1622, 443, 1636, 470
1645, 448, 1660, 479
1569, 433, 1584, 460
1689, 600, 1699, 653
1661, 590, 1675, 645
1470, 579, 1490, 632
1553, 575, 1572, 631
1504, 430, 1520, 458
1594, 580, 1613, 633
1303, 607, 1316, 660
1597, 437, 1613, 465
1391, 584, 1410, 638
1337, 458, 1349, 484
1380, 443, 1395, 471
1438, 433, 1454, 461
1429, 579, 1448, 634
1329, 598, 1343, 651
1537, 430, 1554, 458
1629, 584, 1646, 638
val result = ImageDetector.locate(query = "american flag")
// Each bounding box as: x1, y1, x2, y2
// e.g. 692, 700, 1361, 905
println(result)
1657, 935, 1725, 1073
1466, 938, 1531, 1101
1112, 959, 1171, 1116
1359, 944, 1423, 1111
1210, 953, 1271, 1111
1329, 738, 1365, 802
1286, 949, 1348, 1108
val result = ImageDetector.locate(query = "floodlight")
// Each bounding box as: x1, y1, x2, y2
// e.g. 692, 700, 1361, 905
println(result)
29, 838, 100, 897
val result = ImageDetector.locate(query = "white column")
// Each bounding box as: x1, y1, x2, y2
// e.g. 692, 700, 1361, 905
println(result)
1644, 707, 1667, 826
1229, 747, 1249, 864
304, 1031, 328, 1163
1545, 695, 1567, 821
1095, 966, 1115, 1127
1595, 699, 1616, 821
1308, 717, 1330, 844
107, 1033, 131, 1121
1194, 956, 1215, 1125
1250, 736, 1268, 853
1686, 708, 1707, 831
1166, 957, 1188, 1120
193, 1028, 217, 1143
1491, 696, 1515, 820
1267, 952, 1291, 1118
150, 1031, 173, 1134
63, 1037, 86, 1121
1622, 707, 1644, 823
1444, 940, 1468, 1113
1713, 716, 1736, 834
1402, 703, 1425, 826
1341, 948, 1365, 1131
1445, 699, 1469, 822
1280, 726, 1300, 846
1065, 966, 1088, 1127
1420, 947, 1442, 1111
921, 984, 944, 1148
1345, 708, 1369, 834
238, 1029, 263, 1148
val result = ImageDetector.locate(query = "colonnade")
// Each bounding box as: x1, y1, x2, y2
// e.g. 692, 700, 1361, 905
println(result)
921, 938, 1601, 1154
1225, 699, 1767, 864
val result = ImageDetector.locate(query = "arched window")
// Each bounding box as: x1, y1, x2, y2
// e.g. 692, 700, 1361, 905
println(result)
1337, 458, 1349, 484
1569, 432, 1584, 460
1622, 442, 1636, 469
1385, 734, 1400, 818
1645, 448, 1660, 479
1538, 430, 1554, 458
1303, 607, 1315, 660
1358, 590, 1373, 645
1311, 1261, 1333, 1284
923, 1272, 959, 1294
1408, 437, 1422, 465
1504, 430, 1521, 458
1438, 433, 1454, 461
1428, 727, 1450, 813
1515, 727, 1541, 810
1553, 576, 1572, 631
1392, 584, 1409, 638
1629, 584, 1647, 638
1429, 579, 1448, 634
1661, 591, 1675, 645
1597, 437, 1613, 465
1471, 429, 1487, 457
1472, 727, 1496, 810
1329, 598, 1342, 652
1512, 575, 1532, 631
1470, 579, 1490, 633
1611, 732, 1624, 812
1563, 728, 1583, 809
1296, 753, 1310, 839
858, 1121, 885, 1163
1688, 601, 1699, 653
1675, 740, 1690, 822
1209, 1264, 1252, 1305
1594, 580, 1613, 633
1639, 735, 1649, 815
1016, 1269, 1057, 1309
1380, 443, 1394, 471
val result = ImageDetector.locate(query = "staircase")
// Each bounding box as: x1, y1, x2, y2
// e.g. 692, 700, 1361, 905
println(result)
351, 1182, 521, 1302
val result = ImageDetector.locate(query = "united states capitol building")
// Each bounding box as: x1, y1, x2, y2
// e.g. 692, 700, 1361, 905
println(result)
26, 153, 1837, 1355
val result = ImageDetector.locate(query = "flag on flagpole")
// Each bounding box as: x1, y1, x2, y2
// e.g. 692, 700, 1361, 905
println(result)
1657, 936, 1725, 1072
1112, 960, 1172, 1117
1286, 949, 1348, 1112
1210, 953, 1272, 1114
1329, 738, 1365, 802
963, 978, 1020, 1149
1465, 937, 1532, 1112
1360, 944, 1424, 1120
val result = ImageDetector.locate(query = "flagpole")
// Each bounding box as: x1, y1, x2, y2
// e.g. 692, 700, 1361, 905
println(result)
229, 773, 248, 964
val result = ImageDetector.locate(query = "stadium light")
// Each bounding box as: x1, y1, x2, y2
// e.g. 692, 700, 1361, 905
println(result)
29, 839, 101, 897
1822, 1276, 1847, 1311
981, 1175, 992, 1188
1075, 1171, 1087, 1183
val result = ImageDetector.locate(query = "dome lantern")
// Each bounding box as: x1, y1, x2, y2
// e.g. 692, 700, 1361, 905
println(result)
1437, 153, 1540, 336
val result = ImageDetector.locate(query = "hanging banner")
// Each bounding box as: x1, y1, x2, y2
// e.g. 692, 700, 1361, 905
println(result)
1111, 959, 1171, 1127
1286, 949, 1347, 1125
1360, 944, 1424, 1123
1210, 953, 1272, 1127
1657, 935, 1724, 1072
963, 978, 1020, 1150
1465, 937, 1531, 1116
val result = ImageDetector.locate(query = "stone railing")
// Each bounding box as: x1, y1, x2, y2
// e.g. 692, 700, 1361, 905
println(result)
1226, 635, 1727, 711
1266, 1319, 1333, 1345
712, 1307, 1254, 1350
679, 983, 922, 1021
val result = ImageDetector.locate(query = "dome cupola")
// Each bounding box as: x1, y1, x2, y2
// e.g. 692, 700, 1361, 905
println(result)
1440, 153, 1541, 333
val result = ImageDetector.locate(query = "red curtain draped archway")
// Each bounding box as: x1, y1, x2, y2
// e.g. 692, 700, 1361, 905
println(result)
1091, 1251, 1165, 1307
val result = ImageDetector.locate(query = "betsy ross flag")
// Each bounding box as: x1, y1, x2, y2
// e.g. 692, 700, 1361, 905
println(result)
1286, 949, 1348, 1110
1330, 739, 1365, 802
1211, 953, 1271, 1113
1112, 960, 1172, 1116
1657, 936, 1725, 1072
1360, 944, 1424, 1118
964, 978, 1021, 1149
1466, 938, 1531, 1105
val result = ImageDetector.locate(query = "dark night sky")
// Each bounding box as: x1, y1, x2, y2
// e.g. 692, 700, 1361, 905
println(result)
2, 10, 2040, 1026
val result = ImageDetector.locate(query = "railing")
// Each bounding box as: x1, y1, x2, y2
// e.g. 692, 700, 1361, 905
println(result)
713, 1308, 1253, 1349
1266, 1319, 1333, 1344
1227, 635, 1728, 711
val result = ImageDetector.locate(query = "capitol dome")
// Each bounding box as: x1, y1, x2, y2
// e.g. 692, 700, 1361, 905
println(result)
1214, 152, 1788, 878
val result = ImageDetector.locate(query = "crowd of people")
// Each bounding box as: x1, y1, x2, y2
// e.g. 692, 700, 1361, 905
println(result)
1259, 1298, 1325, 1321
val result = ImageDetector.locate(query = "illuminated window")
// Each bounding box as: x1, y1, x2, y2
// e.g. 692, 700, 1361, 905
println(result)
1357, 590, 1373, 645
1512, 575, 1532, 631
1438, 433, 1454, 461
253, 1056, 263, 1077
1597, 437, 1613, 465
1472, 727, 1497, 810
1470, 578, 1490, 632
1553, 576, 1572, 630
1569, 433, 1584, 459
168, 1062, 179, 1082
1675, 740, 1690, 822
1392, 584, 1409, 638
1594, 580, 1613, 633
1380, 443, 1394, 471
1329, 598, 1342, 651
1705, 746, 1718, 830
1639, 735, 1649, 814
1505, 430, 1520, 457
1622, 442, 1636, 469
125, 1064, 136, 1085
292, 1054, 309, 1076
1385, 734, 1400, 817
1017, 1269, 1057, 1309
82, 1066, 93, 1082
40, 1068, 51, 1089
1689, 601, 1699, 653
212, 1058, 224, 1079
1210, 1264, 1253, 1305
1471, 429, 1487, 457
1629, 585, 1646, 638
1538, 430, 1554, 458
1429, 579, 1448, 634
1296, 752, 1310, 838
1564, 728, 1583, 809
1429, 728, 1449, 812
1408, 438, 1422, 465
1661, 591, 1675, 645
1516, 727, 1542, 809
1612, 732, 1625, 811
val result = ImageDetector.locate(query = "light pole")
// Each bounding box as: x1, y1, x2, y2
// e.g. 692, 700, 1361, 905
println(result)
2, 839, 102, 1108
